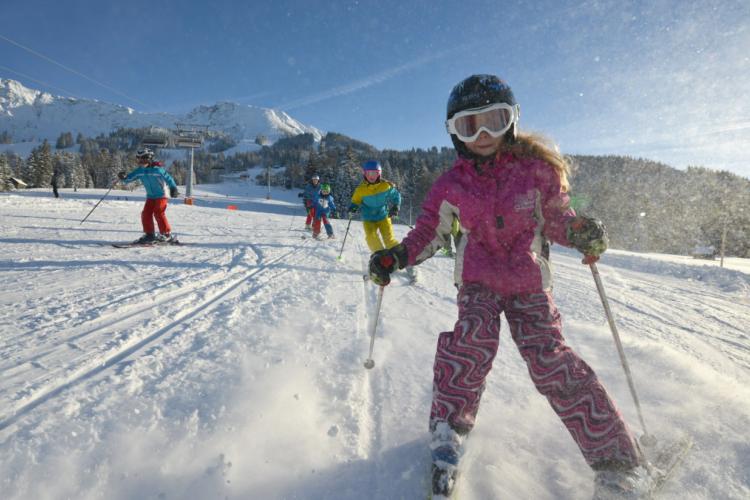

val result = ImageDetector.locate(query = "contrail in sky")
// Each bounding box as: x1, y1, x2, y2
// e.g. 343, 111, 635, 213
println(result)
276, 49, 458, 111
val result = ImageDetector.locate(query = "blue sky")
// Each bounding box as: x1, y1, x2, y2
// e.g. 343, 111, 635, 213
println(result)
1, 0, 749, 177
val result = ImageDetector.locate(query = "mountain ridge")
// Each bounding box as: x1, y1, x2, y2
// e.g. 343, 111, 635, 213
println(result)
0, 78, 322, 145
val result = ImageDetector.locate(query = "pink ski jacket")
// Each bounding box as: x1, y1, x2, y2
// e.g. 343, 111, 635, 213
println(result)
402, 153, 576, 296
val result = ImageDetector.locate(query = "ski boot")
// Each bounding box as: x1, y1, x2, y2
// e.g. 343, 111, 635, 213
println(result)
327, 233, 335, 239
135, 233, 157, 244
592, 463, 656, 500
305, 223, 312, 231
158, 232, 176, 243
430, 422, 465, 498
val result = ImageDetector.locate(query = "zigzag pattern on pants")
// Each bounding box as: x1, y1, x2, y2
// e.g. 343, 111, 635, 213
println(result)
430, 283, 639, 470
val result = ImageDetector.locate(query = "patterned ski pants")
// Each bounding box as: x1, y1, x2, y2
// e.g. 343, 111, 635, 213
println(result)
429, 283, 640, 470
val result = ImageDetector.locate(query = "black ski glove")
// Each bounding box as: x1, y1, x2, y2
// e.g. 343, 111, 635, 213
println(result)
369, 244, 408, 286
388, 205, 399, 218
567, 216, 608, 263
170, 186, 180, 198
117, 171, 127, 180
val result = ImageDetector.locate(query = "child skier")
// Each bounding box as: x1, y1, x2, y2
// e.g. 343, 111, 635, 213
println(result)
348, 160, 401, 252
118, 148, 180, 244
368, 75, 647, 499
311, 183, 336, 239
298, 174, 322, 230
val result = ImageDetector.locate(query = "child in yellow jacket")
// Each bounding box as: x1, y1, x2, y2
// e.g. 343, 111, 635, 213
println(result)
348, 160, 401, 252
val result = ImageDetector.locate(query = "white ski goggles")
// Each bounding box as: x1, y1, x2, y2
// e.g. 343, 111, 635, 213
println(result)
445, 103, 519, 143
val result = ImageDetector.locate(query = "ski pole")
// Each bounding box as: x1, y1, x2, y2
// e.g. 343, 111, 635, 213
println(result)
589, 262, 655, 446
364, 285, 385, 369
337, 213, 354, 261
80, 181, 117, 225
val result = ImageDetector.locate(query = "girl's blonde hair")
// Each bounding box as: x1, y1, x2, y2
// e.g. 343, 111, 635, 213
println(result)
502, 131, 571, 192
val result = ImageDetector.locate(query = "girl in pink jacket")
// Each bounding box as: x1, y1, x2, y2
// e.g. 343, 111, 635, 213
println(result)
369, 75, 648, 499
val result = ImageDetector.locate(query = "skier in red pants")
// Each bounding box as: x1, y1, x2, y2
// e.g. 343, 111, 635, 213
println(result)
119, 148, 180, 244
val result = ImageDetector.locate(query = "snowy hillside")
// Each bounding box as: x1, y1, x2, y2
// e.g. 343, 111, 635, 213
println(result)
0, 184, 748, 500
0, 78, 322, 145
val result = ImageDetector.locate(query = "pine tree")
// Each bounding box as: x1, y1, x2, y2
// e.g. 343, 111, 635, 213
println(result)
0, 154, 13, 190
333, 146, 361, 215
304, 149, 320, 180
28, 141, 54, 187
56, 131, 74, 149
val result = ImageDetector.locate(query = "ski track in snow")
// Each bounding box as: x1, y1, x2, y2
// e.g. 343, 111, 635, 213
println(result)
0, 186, 749, 500
0, 239, 310, 433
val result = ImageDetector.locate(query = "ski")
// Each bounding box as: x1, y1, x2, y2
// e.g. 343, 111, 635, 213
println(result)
593, 435, 692, 499
111, 240, 183, 248
428, 463, 460, 500
301, 235, 336, 241
427, 424, 466, 499
645, 435, 693, 497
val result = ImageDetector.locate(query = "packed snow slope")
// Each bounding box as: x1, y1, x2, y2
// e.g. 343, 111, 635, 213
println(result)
1, 182, 748, 500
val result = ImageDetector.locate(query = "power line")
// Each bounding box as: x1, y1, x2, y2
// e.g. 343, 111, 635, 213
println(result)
0, 33, 150, 108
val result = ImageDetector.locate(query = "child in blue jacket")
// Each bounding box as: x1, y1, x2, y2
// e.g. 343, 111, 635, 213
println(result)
118, 148, 180, 244
312, 183, 336, 239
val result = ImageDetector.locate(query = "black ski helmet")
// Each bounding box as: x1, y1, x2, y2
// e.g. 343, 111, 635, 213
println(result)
446, 74, 518, 158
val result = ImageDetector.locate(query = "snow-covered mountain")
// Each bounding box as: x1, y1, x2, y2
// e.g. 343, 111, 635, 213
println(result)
0, 78, 322, 144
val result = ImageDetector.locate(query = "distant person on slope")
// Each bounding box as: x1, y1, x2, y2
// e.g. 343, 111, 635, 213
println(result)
367, 75, 644, 499
51, 165, 60, 198
298, 174, 321, 231
118, 148, 180, 244
311, 183, 336, 239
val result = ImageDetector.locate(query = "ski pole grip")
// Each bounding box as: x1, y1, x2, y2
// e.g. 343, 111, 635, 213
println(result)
380, 255, 395, 269
570, 217, 585, 232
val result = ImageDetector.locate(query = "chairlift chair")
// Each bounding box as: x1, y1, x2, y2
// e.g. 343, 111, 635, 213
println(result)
141, 126, 170, 149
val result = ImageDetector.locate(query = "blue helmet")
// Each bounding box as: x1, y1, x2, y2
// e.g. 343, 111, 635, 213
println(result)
362, 160, 382, 173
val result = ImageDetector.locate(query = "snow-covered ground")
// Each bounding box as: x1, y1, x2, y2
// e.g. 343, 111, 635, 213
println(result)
1, 182, 748, 500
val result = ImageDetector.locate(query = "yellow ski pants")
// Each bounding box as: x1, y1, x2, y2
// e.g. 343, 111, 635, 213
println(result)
363, 218, 399, 252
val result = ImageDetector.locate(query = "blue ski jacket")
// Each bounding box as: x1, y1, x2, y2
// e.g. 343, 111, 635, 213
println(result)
123, 165, 178, 199
302, 181, 322, 207
313, 193, 336, 219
